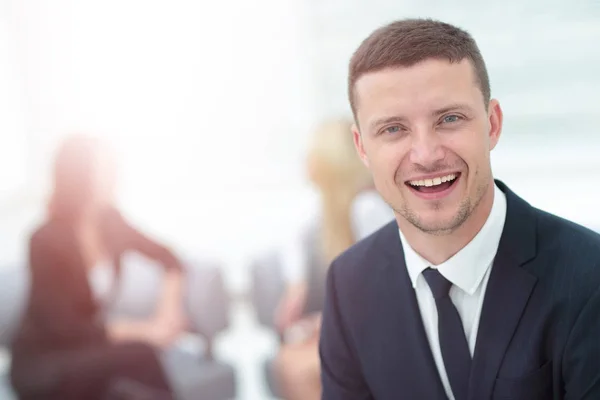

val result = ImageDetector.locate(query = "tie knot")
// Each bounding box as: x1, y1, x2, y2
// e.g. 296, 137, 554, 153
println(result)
422, 268, 452, 300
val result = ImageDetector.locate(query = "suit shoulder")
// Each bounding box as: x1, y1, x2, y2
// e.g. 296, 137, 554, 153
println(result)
533, 209, 600, 296
536, 209, 600, 259
330, 220, 398, 281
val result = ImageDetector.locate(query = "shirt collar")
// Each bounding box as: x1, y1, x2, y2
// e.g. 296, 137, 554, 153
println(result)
400, 183, 507, 295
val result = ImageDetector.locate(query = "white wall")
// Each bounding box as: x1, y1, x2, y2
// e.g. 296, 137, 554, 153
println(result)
0, 10, 27, 202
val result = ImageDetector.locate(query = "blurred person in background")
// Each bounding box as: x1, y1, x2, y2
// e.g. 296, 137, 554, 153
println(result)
274, 118, 393, 400
10, 135, 188, 400
319, 19, 600, 400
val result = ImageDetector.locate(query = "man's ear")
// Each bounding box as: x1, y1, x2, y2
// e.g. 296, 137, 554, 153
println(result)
487, 99, 503, 151
352, 123, 369, 168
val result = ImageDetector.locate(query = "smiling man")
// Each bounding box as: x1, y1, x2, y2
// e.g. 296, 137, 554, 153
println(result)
319, 19, 600, 400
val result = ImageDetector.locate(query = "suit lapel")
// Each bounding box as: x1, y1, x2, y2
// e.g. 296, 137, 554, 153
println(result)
372, 223, 447, 398
468, 181, 538, 400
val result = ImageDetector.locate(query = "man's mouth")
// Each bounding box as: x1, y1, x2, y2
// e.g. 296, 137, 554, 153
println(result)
406, 173, 459, 194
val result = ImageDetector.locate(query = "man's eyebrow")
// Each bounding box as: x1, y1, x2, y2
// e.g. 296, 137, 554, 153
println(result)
431, 103, 475, 117
369, 116, 408, 131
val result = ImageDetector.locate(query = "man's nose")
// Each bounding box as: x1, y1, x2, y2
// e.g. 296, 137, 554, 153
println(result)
409, 129, 445, 168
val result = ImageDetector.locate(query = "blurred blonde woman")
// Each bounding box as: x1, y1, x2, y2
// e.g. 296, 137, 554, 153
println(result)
274, 118, 393, 400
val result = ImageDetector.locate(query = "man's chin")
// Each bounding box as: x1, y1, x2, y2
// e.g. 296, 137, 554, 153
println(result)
403, 207, 468, 235
413, 220, 460, 236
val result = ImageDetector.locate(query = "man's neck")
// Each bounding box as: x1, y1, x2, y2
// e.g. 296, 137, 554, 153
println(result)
398, 181, 496, 265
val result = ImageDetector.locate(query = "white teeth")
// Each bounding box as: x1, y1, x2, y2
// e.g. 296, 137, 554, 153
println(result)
409, 174, 457, 187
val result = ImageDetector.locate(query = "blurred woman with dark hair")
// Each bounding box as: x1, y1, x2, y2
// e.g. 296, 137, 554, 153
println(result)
10, 134, 187, 400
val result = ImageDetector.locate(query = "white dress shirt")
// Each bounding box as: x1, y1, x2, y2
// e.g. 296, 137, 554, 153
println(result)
399, 184, 507, 400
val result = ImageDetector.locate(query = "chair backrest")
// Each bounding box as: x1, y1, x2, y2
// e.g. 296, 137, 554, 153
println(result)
0, 266, 29, 347
300, 225, 328, 316
108, 253, 231, 357
107, 252, 164, 319
249, 251, 285, 329
250, 224, 329, 331
183, 259, 230, 345
0, 254, 231, 355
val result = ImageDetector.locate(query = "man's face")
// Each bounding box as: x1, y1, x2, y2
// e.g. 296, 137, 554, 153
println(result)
353, 58, 503, 235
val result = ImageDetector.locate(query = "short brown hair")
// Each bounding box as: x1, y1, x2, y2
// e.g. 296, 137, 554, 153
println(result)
348, 19, 490, 117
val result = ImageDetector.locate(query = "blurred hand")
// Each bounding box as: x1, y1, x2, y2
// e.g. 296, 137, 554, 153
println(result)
149, 267, 188, 348
147, 308, 189, 348
108, 310, 188, 348
308, 313, 322, 339
283, 312, 322, 345
275, 282, 308, 333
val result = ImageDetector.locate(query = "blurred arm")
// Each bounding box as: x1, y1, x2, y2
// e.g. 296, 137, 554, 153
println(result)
108, 212, 188, 344
125, 224, 188, 333
281, 231, 308, 284
275, 229, 311, 332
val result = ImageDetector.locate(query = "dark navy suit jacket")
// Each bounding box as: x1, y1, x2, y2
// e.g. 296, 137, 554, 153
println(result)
319, 181, 600, 400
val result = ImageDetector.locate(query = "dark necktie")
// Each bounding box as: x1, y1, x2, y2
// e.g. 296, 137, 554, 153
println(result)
422, 268, 471, 400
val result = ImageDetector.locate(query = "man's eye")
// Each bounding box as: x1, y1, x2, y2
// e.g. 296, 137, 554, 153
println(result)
384, 126, 400, 134
442, 115, 461, 124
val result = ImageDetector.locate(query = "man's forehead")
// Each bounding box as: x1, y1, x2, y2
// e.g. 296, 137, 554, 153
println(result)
356, 59, 476, 92
354, 60, 482, 121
